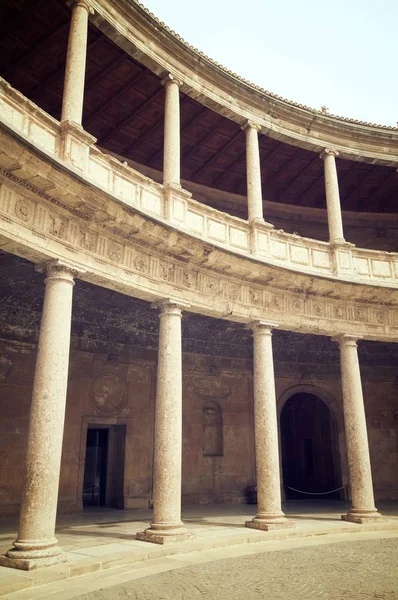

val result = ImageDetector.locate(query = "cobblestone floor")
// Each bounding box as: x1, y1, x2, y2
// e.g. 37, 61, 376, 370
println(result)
77, 538, 398, 600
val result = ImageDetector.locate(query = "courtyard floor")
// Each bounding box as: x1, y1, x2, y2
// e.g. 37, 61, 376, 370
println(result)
1, 501, 398, 599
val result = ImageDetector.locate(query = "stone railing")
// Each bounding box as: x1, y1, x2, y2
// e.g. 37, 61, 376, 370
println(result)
1, 78, 397, 289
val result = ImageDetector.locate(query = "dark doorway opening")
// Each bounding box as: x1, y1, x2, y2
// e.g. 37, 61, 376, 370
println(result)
281, 393, 342, 500
83, 428, 108, 506
82, 425, 126, 508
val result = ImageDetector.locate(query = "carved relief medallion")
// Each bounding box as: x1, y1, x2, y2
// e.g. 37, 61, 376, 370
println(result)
134, 253, 149, 273
91, 373, 126, 415
15, 198, 34, 222
108, 241, 123, 263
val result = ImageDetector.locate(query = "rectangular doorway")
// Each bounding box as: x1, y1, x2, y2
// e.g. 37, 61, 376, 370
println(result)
82, 425, 126, 508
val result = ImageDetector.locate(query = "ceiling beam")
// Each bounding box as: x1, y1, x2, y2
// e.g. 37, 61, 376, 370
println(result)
0, 0, 43, 38
4, 23, 70, 76
179, 116, 227, 163
341, 165, 378, 210
85, 53, 127, 90
211, 149, 247, 188
371, 169, 398, 212
267, 147, 303, 188
29, 35, 107, 97
294, 173, 324, 206
122, 96, 190, 159
85, 67, 147, 128
192, 129, 244, 181
98, 83, 163, 145
277, 154, 320, 199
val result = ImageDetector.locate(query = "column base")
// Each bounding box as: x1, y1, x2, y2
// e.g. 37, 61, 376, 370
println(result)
136, 524, 195, 545
248, 217, 274, 229
0, 549, 67, 571
245, 515, 295, 531
341, 509, 384, 524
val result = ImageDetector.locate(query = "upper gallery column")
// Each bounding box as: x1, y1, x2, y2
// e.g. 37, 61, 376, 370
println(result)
1, 261, 80, 570
320, 148, 345, 244
61, 0, 93, 125
334, 335, 381, 523
245, 322, 293, 531
137, 299, 194, 544
162, 74, 182, 187
242, 121, 264, 223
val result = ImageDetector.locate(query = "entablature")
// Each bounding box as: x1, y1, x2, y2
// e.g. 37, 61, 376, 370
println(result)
0, 88, 398, 342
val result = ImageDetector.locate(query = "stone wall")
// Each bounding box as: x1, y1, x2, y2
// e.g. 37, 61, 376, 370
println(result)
1, 338, 397, 518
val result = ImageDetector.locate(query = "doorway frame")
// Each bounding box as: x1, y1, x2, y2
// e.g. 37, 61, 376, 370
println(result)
277, 384, 349, 501
77, 416, 132, 510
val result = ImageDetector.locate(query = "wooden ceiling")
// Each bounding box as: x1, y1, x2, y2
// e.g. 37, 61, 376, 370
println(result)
1, 0, 397, 214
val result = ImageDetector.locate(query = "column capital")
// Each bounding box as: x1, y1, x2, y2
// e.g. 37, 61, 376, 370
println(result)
241, 120, 262, 133
247, 321, 279, 335
35, 259, 85, 280
320, 148, 339, 160
332, 333, 362, 347
67, 0, 94, 15
161, 73, 183, 89
152, 298, 190, 315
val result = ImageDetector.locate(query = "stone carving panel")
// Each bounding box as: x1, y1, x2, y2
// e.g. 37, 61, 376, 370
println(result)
15, 198, 34, 222
91, 373, 126, 415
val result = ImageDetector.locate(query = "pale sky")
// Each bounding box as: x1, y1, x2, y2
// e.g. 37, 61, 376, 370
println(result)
141, 0, 397, 127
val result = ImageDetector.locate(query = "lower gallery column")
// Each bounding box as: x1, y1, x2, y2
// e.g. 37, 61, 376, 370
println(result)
334, 335, 382, 523
0, 260, 80, 570
137, 299, 194, 544
245, 322, 294, 530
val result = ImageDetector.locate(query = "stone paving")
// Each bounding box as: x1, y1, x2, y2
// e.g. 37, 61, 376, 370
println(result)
1, 503, 398, 598
5, 531, 398, 599
75, 535, 398, 600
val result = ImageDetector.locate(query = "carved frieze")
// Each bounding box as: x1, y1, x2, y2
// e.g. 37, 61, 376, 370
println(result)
0, 177, 397, 342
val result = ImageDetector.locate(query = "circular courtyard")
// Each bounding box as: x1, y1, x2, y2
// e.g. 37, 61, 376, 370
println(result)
77, 536, 398, 600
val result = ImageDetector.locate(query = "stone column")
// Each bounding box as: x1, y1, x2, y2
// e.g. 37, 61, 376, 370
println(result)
1, 261, 79, 570
162, 75, 181, 188
137, 300, 193, 544
334, 335, 382, 523
246, 322, 293, 530
320, 148, 345, 244
61, 0, 93, 125
242, 121, 264, 223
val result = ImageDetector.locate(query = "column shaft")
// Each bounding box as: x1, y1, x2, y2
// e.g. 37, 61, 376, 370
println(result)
137, 300, 193, 544
337, 336, 381, 523
245, 322, 293, 531
2, 261, 77, 569
163, 77, 181, 186
61, 1, 91, 125
321, 149, 345, 244
244, 123, 264, 222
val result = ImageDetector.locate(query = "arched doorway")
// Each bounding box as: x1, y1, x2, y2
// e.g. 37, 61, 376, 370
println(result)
280, 392, 343, 500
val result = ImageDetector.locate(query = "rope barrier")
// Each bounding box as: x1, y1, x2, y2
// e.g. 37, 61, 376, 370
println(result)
287, 486, 345, 496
